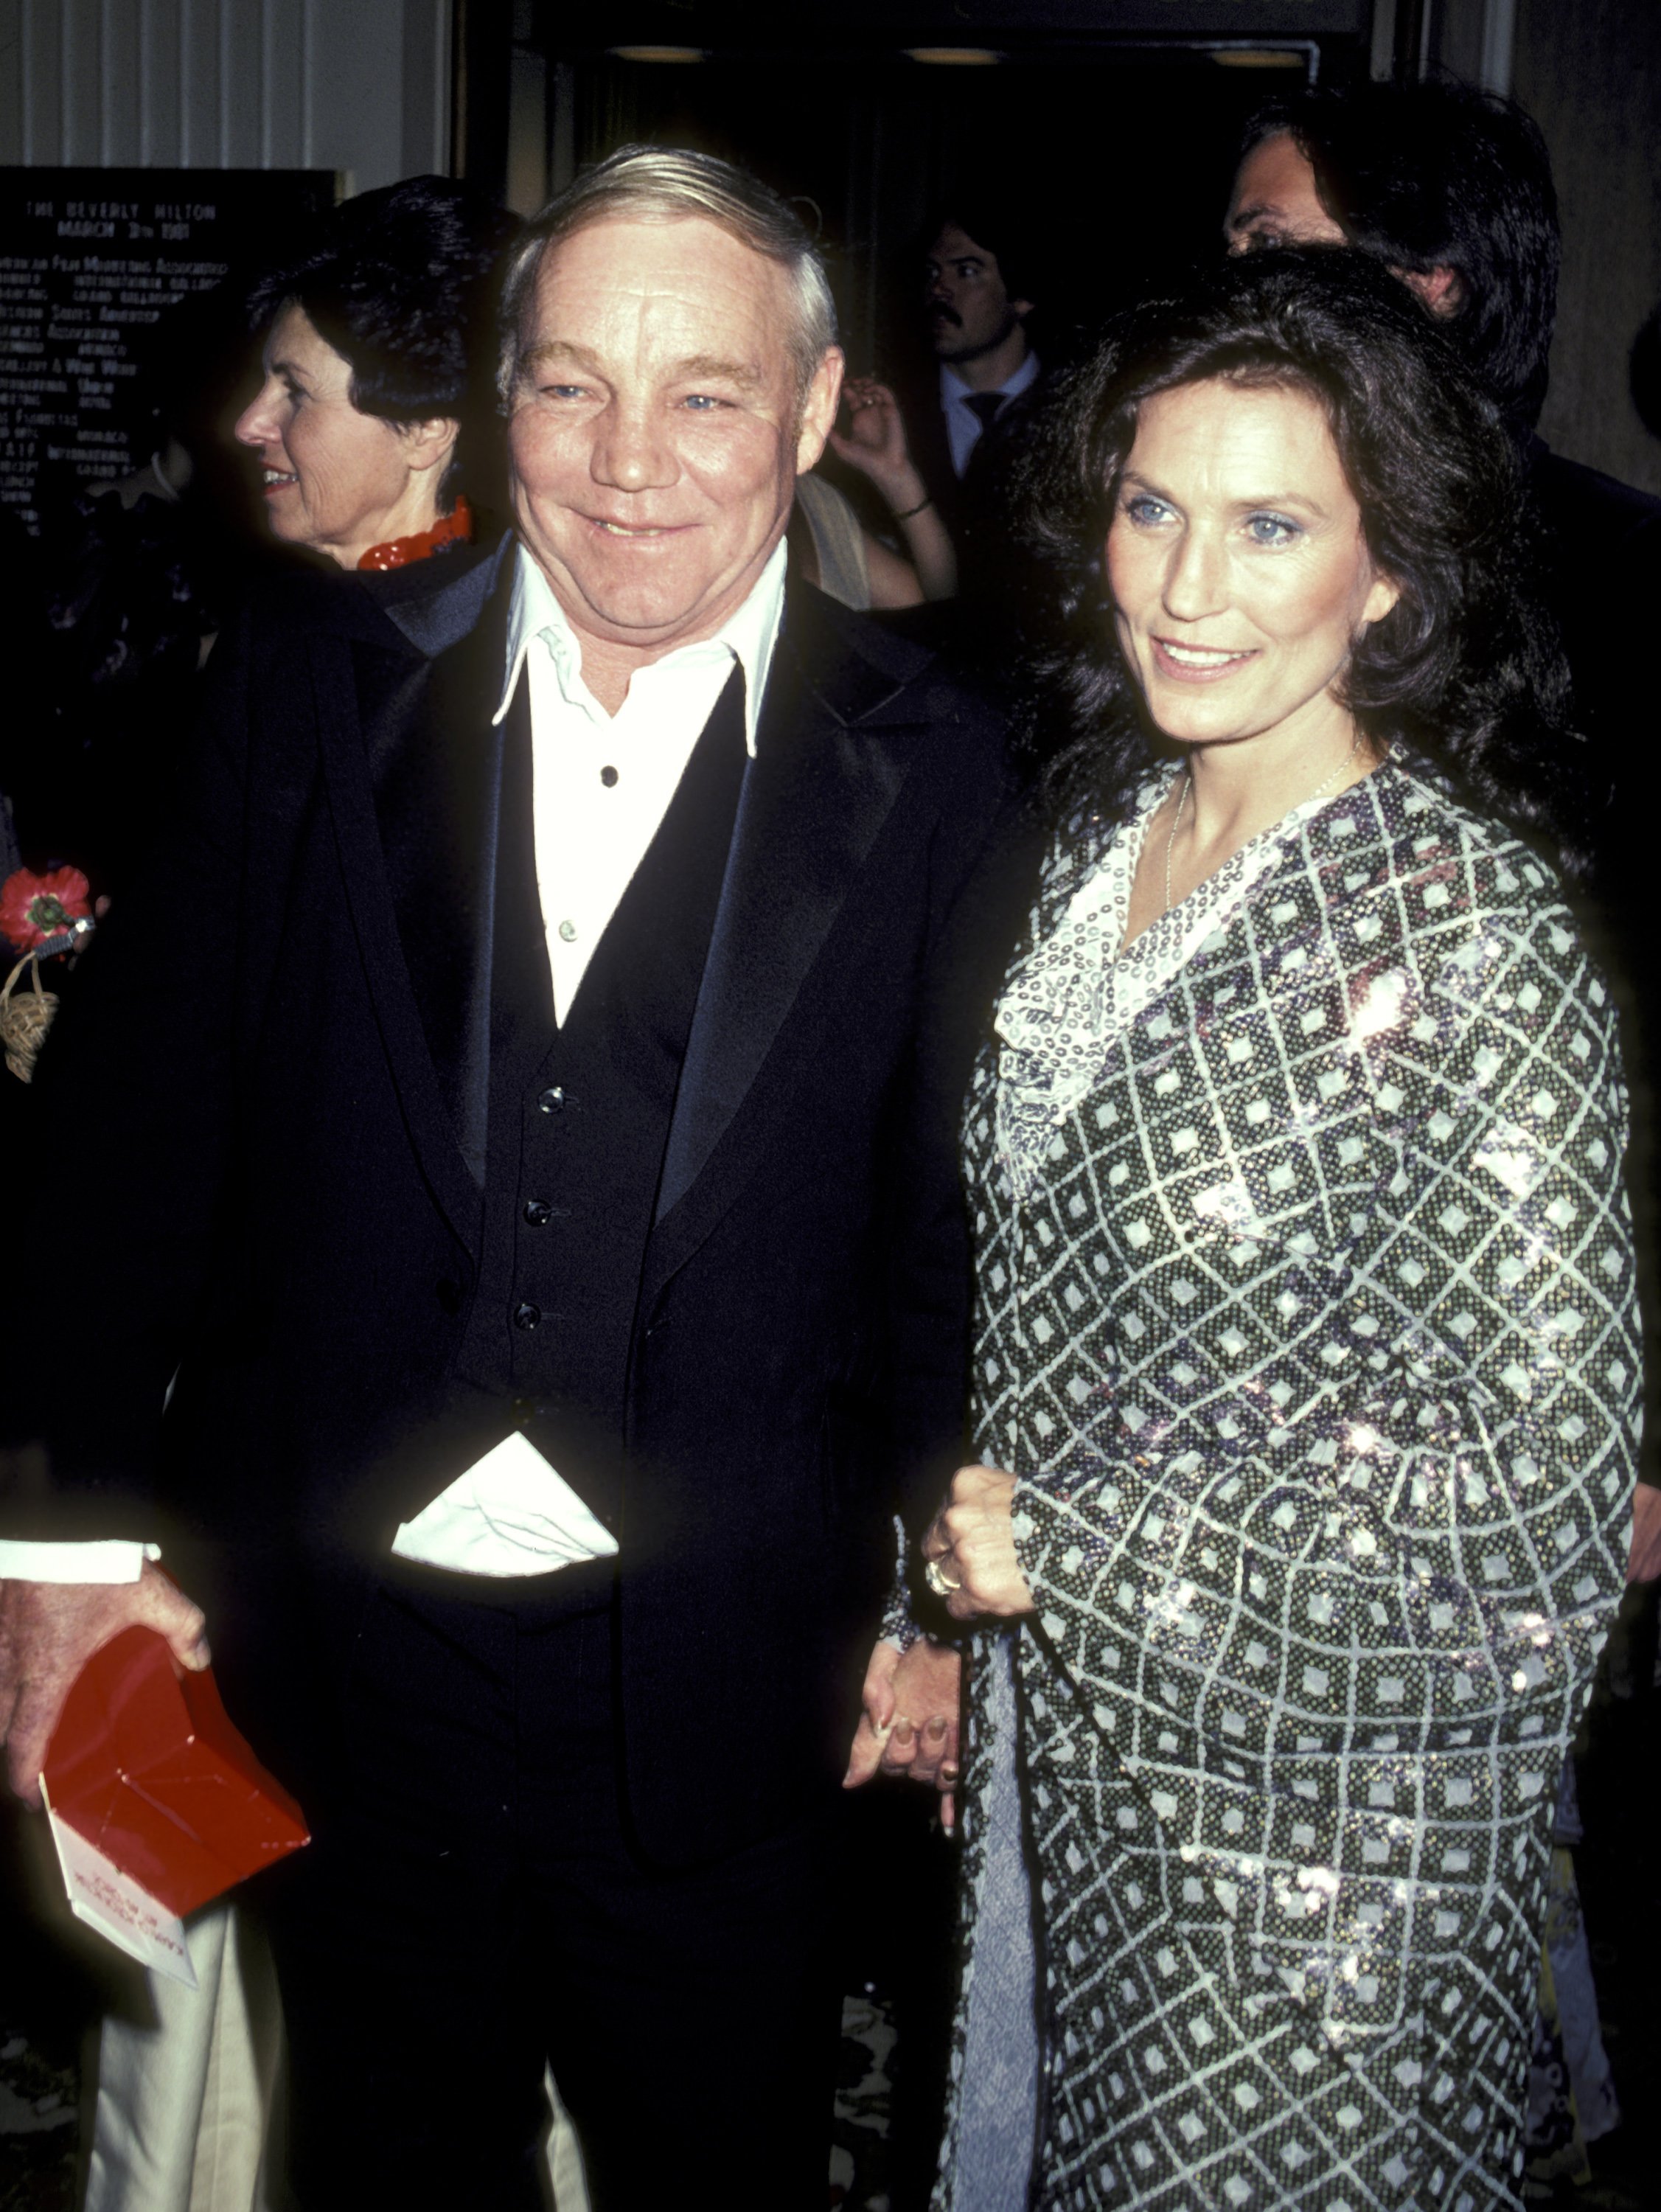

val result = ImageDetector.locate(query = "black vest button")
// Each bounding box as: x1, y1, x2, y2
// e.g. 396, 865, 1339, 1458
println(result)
523, 1199, 554, 1227
537, 1086, 567, 1114
512, 1301, 542, 1331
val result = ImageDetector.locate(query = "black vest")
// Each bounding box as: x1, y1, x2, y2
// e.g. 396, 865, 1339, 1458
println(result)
453, 667, 748, 1531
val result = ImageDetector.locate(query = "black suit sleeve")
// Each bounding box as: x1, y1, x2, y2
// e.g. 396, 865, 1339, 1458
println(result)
877, 692, 1036, 1585
0, 609, 268, 1538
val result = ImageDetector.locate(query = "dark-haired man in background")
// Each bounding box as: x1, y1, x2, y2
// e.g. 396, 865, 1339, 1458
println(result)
876, 202, 1055, 641
916, 208, 1040, 518
1225, 77, 1661, 787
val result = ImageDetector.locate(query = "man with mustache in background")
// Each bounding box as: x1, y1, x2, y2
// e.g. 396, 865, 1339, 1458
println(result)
921, 206, 1040, 504
866, 201, 1050, 641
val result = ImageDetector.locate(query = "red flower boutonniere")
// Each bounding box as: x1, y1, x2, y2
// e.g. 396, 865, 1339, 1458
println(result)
1, 866, 94, 953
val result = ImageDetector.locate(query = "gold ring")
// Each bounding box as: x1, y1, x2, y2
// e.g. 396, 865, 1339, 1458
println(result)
925, 1557, 961, 1598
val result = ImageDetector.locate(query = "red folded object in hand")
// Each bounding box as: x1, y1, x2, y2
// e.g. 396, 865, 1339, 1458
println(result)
41, 1625, 309, 1985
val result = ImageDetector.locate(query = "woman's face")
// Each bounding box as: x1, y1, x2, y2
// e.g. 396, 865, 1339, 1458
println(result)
1106, 378, 1399, 761
233, 303, 454, 567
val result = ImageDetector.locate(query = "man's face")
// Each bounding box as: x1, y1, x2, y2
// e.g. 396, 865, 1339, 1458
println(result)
1224, 133, 1346, 254
508, 215, 841, 663
924, 223, 1031, 364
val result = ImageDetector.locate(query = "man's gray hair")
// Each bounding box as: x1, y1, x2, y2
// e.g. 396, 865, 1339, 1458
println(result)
498, 145, 839, 406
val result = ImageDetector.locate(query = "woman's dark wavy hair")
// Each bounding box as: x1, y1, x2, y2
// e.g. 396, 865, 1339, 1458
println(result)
246, 175, 519, 505
1017, 249, 1591, 881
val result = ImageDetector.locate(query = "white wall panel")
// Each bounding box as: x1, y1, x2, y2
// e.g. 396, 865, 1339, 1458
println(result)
5, 0, 451, 186
221, 0, 265, 167
63, 0, 103, 162
21, 0, 65, 164
401, 0, 449, 187
304, 0, 402, 190
136, 0, 184, 166
0, 1, 23, 166
101, 0, 144, 164
262, 0, 305, 169
178, 0, 221, 166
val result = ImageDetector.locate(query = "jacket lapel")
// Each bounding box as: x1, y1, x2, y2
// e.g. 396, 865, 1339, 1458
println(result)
652, 589, 923, 1234
313, 541, 515, 1250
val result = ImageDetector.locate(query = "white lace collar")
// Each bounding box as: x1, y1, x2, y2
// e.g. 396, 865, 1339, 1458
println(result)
992, 764, 1371, 1197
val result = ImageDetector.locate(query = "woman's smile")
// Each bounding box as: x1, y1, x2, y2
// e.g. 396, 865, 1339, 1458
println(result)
1107, 376, 1399, 762
1149, 635, 1260, 679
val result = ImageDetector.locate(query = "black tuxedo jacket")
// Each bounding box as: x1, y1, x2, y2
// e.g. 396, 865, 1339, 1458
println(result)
1, 538, 1019, 1862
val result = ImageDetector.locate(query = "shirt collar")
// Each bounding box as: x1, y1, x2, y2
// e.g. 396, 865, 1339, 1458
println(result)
495, 536, 788, 757
941, 347, 1041, 410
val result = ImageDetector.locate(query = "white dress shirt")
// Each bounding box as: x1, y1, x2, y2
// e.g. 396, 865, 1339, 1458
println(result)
0, 538, 787, 1588
940, 347, 1041, 479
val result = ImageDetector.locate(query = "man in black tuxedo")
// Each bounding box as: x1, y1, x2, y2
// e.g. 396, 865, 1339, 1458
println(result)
0, 149, 1010, 2207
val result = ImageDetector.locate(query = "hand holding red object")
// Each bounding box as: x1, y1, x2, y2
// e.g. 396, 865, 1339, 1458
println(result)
42, 1624, 308, 1919
1, 866, 93, 953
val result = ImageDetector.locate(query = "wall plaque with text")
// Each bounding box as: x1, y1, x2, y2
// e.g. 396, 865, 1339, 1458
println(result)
0, 167, 336, 526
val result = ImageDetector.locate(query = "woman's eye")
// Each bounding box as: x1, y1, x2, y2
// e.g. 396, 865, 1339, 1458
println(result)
1247, 512, 1300, 546
1124, 495, 1171, 527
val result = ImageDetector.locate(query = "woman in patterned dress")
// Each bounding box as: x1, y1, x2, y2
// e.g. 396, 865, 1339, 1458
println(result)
913, 251, 1640, 2211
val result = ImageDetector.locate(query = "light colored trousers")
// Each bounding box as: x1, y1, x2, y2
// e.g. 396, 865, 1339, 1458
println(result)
82, 1902, 591, 2212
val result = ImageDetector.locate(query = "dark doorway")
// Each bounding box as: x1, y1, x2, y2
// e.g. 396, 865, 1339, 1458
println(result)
525, 30, 1367, 377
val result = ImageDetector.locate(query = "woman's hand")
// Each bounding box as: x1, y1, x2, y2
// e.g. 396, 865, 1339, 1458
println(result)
922, 1466, 1036, 1622
826, 379, 924, 511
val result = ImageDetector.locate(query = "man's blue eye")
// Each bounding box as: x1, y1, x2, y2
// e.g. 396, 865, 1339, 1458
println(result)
540, 383, 585, 400
683, 394, 724, 411
1248, 512, 1300, 546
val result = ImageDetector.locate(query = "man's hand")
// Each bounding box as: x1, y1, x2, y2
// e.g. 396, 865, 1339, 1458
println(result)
0, 1563, 210, 1806
843, 1636, 962, 1832
922, 1465, 1036, 1624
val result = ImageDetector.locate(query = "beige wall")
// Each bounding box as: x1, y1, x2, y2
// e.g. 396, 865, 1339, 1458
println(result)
1514, 0, 1661, 493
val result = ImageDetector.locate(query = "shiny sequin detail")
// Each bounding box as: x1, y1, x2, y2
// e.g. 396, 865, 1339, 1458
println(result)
938, 757, 1637, 2212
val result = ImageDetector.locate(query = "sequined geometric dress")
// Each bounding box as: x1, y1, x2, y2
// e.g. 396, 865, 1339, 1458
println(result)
939, 757, 1638, 2212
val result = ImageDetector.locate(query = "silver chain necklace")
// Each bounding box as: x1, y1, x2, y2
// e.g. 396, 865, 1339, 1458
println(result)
1163, 731, 1362, 915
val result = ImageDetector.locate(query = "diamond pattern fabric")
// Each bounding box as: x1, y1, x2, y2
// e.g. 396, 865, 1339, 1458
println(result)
936, 758, 1637, 2211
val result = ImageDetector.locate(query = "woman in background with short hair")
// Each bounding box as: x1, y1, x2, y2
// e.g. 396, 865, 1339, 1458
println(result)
235, 173, 516, 572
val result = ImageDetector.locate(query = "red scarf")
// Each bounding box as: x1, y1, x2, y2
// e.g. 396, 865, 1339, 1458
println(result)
357, 495, 475, 572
